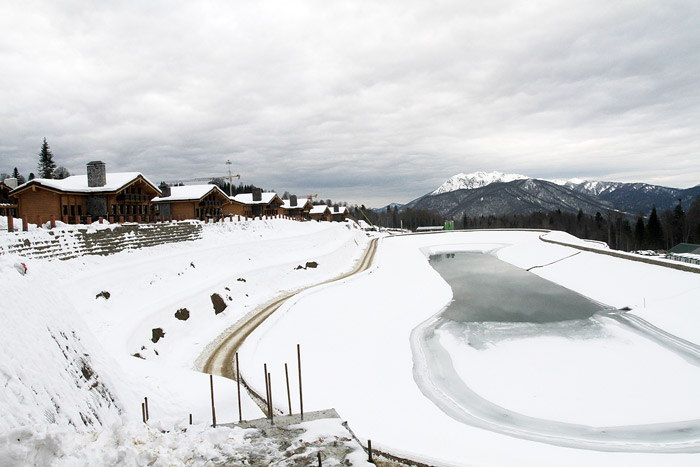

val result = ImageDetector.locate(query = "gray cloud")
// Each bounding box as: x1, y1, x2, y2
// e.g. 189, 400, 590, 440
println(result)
1, 0, 699, 207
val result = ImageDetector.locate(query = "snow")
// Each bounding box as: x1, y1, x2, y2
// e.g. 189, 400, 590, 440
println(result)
431, 171, 528, 194
310, 204, 329, 214
240, 230, 700, 466
151, 185, 227, 202
5, 219, 700, 466
0, 218, 369, 465
13, 173, 159, 194
231, 192, 279, 205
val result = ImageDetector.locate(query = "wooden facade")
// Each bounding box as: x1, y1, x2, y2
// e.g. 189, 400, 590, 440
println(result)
309, 205, 332, 222
0, 180, 18, 217
10, 164, 161, 224
230, 192, 284, 218
152, 185, 231, 221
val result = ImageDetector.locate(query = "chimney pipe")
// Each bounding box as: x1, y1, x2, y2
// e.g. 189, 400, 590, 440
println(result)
290, 195, 297, 207
87, 161, 106, 188
4, 177, 18, 189
252, 188, 262, 202
159, 183, 171, 197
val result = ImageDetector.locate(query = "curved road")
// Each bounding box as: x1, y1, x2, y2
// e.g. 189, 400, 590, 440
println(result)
202, 238, 378, 380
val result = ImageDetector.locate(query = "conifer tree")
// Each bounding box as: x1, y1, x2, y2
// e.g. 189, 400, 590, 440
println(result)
37, 138, 56, 178
634, 216, 645, 249
646, 205, 664, 250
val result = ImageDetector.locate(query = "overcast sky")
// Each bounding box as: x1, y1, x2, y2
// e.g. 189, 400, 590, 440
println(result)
1, 0, 699, 206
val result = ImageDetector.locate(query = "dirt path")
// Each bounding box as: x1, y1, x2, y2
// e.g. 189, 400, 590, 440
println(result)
202, 237, 378, 379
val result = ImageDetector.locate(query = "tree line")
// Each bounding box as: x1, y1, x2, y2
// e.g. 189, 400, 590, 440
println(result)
370, 198, 700, 252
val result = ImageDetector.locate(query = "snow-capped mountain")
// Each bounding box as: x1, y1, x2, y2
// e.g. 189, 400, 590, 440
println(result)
431, 171, 529, 195
402, 171, 700, 218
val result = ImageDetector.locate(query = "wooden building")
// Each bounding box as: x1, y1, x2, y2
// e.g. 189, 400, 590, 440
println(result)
229, 190, 284, 218
309, 204, 332, 222
280, 195, 314, 219
151, 184, 231, 220
10, 161, 161, 224
1, 178, 19, 217
330, 205, 349, 222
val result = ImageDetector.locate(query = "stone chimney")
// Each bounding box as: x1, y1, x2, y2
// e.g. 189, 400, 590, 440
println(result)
87, 161, 106, 188
252, 188, 262, 202
334, 205, 339, 213
290, 195, 298, 207
4, 177, 18, 189
159, 183, 171, 197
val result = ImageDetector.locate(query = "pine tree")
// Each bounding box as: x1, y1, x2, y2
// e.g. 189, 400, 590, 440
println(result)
634, 216, 645, 249
646, 205, 664, 250
671, 200, 686, 245
37, 138, 56, 178
11, 167, 26, 184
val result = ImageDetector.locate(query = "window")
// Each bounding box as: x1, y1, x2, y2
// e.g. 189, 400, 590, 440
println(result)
62, 205, 68, 215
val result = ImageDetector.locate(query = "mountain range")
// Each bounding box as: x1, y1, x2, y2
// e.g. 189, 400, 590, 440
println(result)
391, 171, 700, 219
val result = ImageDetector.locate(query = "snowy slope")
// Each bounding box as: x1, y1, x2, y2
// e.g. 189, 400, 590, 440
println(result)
0, 218, 370, 465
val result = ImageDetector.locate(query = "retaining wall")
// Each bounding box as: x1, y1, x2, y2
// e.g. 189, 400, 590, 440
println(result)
0, 222, 203, 260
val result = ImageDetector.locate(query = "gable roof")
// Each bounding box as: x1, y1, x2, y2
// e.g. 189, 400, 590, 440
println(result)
151, 185, 228, 203
668, 243, 700, 255
281, 198, 314, 210
232, 192, 282, 205
310, 204, 330, 215
11, 173, 160, 196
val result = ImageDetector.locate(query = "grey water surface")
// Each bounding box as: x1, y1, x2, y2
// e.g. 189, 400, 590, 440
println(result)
410, 252, 700, 452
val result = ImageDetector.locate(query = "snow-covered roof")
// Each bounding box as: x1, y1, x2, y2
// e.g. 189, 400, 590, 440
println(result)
330, 206, 348, 214
151, 185, 227, 203
280, 198, 313, 210
231, 192, 280, 205
310, 204, 330, 215
12, 173, 160, 195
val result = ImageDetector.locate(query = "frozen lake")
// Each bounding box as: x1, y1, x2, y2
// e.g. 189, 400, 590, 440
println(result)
412, 251, 700, 452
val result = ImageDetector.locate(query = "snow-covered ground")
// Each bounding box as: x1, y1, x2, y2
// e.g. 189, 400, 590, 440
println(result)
0, 218, 370, 465
240, 230, 700, 467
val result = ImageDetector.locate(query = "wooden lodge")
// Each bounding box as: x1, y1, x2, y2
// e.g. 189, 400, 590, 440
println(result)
280, 195, 314, 219
1, 178, 19, 217
309, 204, 332, 222
330, 205, 349, 222
227, 189, 284, 218
10, 161, 161, 225
151, 184, 232, 221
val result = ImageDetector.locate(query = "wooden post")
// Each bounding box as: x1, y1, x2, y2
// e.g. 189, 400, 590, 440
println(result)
86, 215, 92, 224
268, 372, 274, 425
189, 413, 192, 425
141, 402, 146, 423
297, 344, 304, 421
236, 352, 242, 422
7, 215, 13, 232
210, 374, 217, 427
264, 364, 270, 420
368, 440, 373, 463
144, 397, 149, 421
317, 451, 322, 467
285, 363, 292, 415
22, 218, 28, 231
50, 215, 56, 228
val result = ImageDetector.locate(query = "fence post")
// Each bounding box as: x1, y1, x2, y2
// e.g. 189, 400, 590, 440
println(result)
210, 374, 217, 427
236, 352, 242, 422
368, 440, 373, 463
7, 215, 13, 232
285, 363, 292, 415
297, 344, 304, 421
144, 397, 149, 421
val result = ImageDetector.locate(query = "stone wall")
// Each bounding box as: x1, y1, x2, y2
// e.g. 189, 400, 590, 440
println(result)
0, 222, 203, 260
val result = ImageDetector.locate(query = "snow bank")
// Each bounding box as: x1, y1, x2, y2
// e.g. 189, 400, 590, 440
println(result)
1, 218, 369, 464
